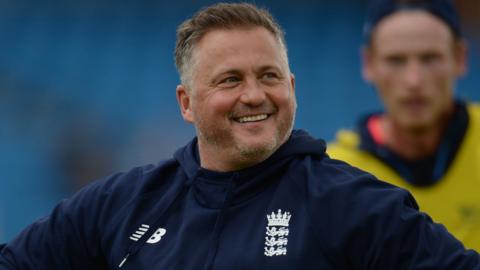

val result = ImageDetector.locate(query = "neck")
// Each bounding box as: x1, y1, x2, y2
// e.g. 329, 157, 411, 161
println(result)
197, 141, 270, 172
382, 109, 454, 161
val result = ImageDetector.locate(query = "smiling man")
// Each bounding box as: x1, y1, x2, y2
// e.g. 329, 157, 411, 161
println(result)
328, 0, 480, 251
1, 2, 479, 270
176, 25, 296, 172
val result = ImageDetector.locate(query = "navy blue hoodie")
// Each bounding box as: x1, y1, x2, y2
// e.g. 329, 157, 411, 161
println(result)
0, 130, 478, 269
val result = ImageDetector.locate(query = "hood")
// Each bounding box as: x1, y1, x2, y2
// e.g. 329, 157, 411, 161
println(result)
173, 129, 326, 208
174, 129, 326, 180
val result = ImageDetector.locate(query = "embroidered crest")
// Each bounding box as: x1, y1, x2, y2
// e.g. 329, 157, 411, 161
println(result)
264, 209, 291, 257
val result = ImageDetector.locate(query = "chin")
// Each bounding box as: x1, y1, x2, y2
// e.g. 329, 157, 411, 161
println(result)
402, 120, 432, 133
397, 110, 430, 127
236, 139, 277, 160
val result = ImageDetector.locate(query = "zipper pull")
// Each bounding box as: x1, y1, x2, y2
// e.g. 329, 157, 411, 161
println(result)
118, 252, 131, 268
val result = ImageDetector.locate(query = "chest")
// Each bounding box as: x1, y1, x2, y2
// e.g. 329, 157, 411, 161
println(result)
111, 185, 332, 270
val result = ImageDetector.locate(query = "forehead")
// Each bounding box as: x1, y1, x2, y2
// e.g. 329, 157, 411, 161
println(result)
192, 26, 286, 72
371, 10, 453, 53
196, 26, 281, 55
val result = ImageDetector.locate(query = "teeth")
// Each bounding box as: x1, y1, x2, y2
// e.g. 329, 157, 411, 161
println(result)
237, 114, 268, 123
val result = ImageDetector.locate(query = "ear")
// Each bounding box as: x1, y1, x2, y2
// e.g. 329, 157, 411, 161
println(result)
290, 72, 296, 94
361, 46, 375, 83
176, 84, 194, 123
454, 39, 468, 77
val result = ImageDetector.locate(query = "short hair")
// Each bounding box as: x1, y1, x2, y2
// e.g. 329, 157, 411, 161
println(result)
175, 2, 288, 88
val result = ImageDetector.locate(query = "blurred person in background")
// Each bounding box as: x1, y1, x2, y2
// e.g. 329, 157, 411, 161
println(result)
328, 0, 480, 251
1, 2, 479, 269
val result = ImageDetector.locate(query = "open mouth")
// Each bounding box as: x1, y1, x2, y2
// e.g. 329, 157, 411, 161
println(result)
234, 114, 269, 123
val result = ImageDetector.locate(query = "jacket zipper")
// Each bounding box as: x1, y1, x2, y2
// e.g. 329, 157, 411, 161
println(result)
203, 173, 238, 270
117, 171, 197, 268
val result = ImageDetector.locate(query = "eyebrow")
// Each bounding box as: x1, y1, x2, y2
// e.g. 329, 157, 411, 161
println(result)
213, 64, 283, 77
255, 65, 283, 74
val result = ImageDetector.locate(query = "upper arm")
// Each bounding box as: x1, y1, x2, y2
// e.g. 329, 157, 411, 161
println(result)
0, 181, 111, 270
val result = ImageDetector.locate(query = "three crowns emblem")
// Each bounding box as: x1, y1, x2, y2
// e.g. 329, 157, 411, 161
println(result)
264, 209, 291, 257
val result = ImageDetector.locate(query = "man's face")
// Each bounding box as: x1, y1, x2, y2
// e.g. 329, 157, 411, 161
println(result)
364, 11, 466, 132
177, 27, 296, 171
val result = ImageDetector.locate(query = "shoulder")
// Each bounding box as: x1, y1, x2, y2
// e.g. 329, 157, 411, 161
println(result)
73, 158, 182, 210
296, 154, 417, 232
463, 102, 480, 143
103, 159, 181, 195
326, 129, 369, 162
326, 129, 395, 180
303, 155, 408, 201
289, 153, 410, 209
467, 103, 480, 119
327, 129, 360, 152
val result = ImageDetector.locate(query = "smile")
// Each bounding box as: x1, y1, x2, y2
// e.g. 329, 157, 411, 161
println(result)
236, 114, 269, 123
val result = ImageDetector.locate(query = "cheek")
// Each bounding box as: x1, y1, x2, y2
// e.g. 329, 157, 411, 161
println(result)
288, 94, 297, 112
377, 69, 398, 85
274, 86, 295, 104
431, 70, 453, 86
374, 71, 405, 96
433, 79, 454, 104
423, 71, 452, 99
377, 88, 404, 113
195, 93, 236, 118
371, 67, 395, 90
376, 81, 396, 100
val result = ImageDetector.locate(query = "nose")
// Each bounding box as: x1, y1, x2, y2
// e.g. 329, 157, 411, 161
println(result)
403, 60, 424, 90
239, 79, 266, 106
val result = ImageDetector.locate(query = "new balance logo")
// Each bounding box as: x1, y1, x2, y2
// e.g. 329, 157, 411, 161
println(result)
146, 227, 167, 244
129, 224, 150, 242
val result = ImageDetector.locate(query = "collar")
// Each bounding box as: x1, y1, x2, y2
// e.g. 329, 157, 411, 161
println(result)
358, 101, 469, 186
175, 129, 326, 207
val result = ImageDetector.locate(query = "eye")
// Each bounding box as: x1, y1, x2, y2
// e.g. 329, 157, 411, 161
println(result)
421, 53, 441, 64
224, 76, 240, 83
263, 72, 276, 79
218, 76, 241, 87
385, 55, 406, 67
261, 72, 281, 81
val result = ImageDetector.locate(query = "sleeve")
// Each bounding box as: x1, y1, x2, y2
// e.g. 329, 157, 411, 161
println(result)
0, 177, 114, 270
352, 181, 480, 269
312, 165, 480, 270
